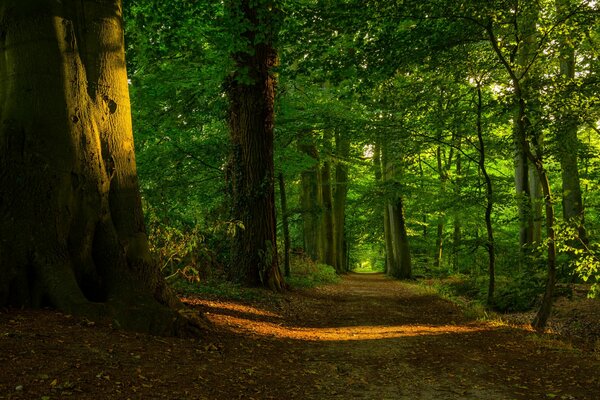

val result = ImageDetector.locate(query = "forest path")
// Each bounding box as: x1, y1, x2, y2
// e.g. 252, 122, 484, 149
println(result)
1, 273, 599, 399
187, 273, 599, 399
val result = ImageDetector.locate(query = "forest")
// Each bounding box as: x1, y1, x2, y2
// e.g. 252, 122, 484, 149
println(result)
1, 0, 600, 399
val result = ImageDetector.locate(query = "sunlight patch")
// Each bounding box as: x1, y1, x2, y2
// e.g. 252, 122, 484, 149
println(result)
207, 314, 490, 341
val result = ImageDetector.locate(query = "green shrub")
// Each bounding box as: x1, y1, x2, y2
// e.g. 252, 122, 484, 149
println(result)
489, 272, 545, 312
286, 254, 340, 288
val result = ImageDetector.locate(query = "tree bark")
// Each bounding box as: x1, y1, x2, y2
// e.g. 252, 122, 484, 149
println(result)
375, 142, 394, 274
513, 3, 539, 254
528, 149, 557, 331
476, 84, 496, 305
434, 146, 445, 269
452, 143, 462, 273
320, 132, 336, 268
299, 140, 322, 261
0, 0, 203, 336
278, 172, 291, 278
226, 0, 284, 291
556, 0, 587, 244
382, 141, 411, 279
333, 131, 350, 272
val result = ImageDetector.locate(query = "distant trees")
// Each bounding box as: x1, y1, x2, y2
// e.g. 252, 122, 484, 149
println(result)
120, 0, 600, 324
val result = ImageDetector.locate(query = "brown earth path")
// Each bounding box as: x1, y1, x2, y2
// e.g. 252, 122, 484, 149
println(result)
1, 273, 599, 399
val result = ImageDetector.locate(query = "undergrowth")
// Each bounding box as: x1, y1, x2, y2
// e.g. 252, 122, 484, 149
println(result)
286, 254, 340, 288
419, 272, 546, 314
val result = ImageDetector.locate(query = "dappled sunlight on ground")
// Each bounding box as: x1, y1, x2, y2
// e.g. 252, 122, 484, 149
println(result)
182, 298, 282, 319
205, 312, 491, 341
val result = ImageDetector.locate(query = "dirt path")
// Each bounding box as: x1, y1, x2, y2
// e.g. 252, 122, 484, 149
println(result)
1, 273, 599, 399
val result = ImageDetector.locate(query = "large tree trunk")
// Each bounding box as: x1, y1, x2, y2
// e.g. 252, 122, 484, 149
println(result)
299, 141, 322, 261
0, 0, 202, 336
226, 0, 284, 291
382, 142, 412, 279
333, 131, 350, 273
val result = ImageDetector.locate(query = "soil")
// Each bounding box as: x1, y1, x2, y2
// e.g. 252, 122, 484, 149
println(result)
1, 273, 599, 399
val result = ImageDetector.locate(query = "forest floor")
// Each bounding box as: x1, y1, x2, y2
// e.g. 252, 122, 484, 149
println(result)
1, 273, 600, 399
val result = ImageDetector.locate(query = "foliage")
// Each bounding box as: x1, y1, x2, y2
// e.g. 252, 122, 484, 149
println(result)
123, 0, 600, 313
554, 220, 600, 298
286, 254, 340, 288
425, 272, 546, 313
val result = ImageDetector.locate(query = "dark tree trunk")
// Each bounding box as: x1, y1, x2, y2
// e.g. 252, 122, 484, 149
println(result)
382, 140, 412, 279
333, 131, 350, 272
528, 149, 557, 331
320, 132, 336, 268
395, 197, 413, 279
452, 147, 462, 272
476, 84, 496, 305
299, 141, 322, 261
0, 0, 203, 336
278, 172, 291, 278
226, 0, 284, 291
375, 142, 394, 274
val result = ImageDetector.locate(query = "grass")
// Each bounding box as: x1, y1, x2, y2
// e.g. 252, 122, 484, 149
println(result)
173, 278, 276, 302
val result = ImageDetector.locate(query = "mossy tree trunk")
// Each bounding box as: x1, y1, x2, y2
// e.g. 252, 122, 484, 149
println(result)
226, 0, 284, 291
475, 82, 496, 305
320, 131, 336, 268
382, 140, 412, 279
556, 0, 587, 244
299, 139, 322, 261
333, 131, 350, 273
278, 172, 291, 278
374, 142, 394, 274
0, 0, 202, 336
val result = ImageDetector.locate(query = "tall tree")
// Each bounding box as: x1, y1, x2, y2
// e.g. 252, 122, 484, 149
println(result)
226, 0, 285, 290
333, 131, 350, 272
382, 140, 412, 279
320, 131, 336, 268
0, 0, 200, 335
299, 138, 323, 261
555, 0, 587, 243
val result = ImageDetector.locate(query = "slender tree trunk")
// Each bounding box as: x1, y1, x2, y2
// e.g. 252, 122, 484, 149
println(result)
382, 142, 398, 276
452, 144, 462, 272
320, 132, 336, 268
395, 197, 413, 279
299, 141, 322, 261
556, 0, 587, 243
530, 166, 543, 244
434, 146, 445, 269
333, 131, 350, 272
278, 172, 291, 278
226, 0, 284, 291
375, 142, 394, 274
476, 84, 496, 305
514, 3, 539, 255
418, 154, 428, 239
0, 0, 203, 336
529, 150, 557, 331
